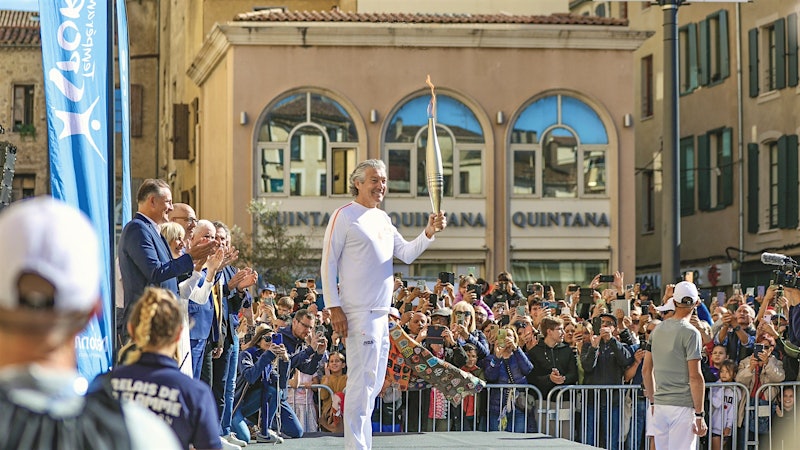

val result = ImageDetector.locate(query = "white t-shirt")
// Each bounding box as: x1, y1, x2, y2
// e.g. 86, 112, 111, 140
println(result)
321, 201, 433, 314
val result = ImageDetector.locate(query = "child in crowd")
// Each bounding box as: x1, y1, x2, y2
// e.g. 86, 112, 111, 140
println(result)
710, 359, 738, 450
453, 343, 485, 431
772, 387, 797, 445
319, 352, 347, 433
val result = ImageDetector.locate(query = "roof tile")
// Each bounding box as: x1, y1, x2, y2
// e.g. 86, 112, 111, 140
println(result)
234, 10, 628, 26
0, 10, 40, 47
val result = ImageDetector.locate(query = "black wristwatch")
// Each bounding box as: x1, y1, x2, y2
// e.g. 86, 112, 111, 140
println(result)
694, 411, 704, 417
734, 326, 742, 332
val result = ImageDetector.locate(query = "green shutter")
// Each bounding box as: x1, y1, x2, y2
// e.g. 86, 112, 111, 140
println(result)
788, 14, 798, 87
698, 134, 711, 211
776, 18, 787, 90
680, 137, 695, 216
719, 127, 734, 207
786, 135, 799, 228
719, 10, 730, 79
778, 135, 790, 227
747, 143, 759, 233
699, 20, 710, 86
689, 24, 699, 90
749, 28, 759, 97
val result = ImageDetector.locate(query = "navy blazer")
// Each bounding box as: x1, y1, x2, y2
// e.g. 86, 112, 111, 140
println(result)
220, 265, 252, 343
188, 271, 216, 341
118, 213, 193, 336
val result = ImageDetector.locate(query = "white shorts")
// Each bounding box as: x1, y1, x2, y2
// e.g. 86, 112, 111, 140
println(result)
650, 404, 698, 450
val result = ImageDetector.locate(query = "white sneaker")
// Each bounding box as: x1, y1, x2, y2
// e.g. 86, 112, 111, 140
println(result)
222, 433, 248, 447
255, 429, 284, 444
219, 436, 242, 450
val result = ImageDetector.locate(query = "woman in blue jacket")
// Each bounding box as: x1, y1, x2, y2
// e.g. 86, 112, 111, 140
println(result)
231, 326, 290, 444
482, 326, 534, 432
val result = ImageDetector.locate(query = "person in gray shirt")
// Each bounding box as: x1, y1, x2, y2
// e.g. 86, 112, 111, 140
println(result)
643, 281, 708, 449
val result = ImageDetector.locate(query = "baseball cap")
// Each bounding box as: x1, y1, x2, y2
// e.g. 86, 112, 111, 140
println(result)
0, 197, 100, 312
431, 307, 452, 318
263, 283, 276, 292
388, 307, 401, 319
655, 298, 676, 313
672, 281, 699, 307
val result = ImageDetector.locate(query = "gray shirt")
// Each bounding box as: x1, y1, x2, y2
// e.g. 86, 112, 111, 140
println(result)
649, 317, 702, 408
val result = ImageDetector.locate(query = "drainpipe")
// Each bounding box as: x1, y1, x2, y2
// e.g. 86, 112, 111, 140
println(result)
736, 3, 744, 283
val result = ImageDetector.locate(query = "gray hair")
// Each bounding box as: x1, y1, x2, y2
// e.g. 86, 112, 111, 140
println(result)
349, 159, 386, 196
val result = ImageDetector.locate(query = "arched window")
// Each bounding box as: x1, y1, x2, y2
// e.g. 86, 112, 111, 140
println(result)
255, 92, 358, 196
511, 94, 608, 198
384, 94, 485, 197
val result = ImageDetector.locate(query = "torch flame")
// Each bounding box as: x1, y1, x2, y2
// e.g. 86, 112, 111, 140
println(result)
426, 74, 436, 119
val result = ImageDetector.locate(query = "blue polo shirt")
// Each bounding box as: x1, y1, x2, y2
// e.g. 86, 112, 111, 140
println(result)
106, 353, 222, 450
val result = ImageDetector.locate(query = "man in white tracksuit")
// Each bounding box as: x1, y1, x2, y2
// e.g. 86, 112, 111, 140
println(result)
321, 159, 446, 450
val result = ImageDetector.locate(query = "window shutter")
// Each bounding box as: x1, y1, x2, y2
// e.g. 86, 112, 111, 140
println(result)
747, 143, 759, 233
719, 127, 734, 207
776, 18, 787, 90
719, 10, 730, 79
788, 14, 798, 87
697, 134, 711, 211
130, 84, 143, 138
680, 137, 696, 216
749, 28, 759, 97
784, 135, 799, 228
173, 103, 189, 160
699, 19, 710, 86
689, 24, 699, 90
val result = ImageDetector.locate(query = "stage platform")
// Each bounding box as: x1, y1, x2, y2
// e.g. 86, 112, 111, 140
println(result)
247, 432, 602, 449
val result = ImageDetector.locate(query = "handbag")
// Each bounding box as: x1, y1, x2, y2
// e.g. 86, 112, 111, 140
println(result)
504, 359, 536, 412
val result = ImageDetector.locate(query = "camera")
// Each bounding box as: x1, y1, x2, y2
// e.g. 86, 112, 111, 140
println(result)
467, 284, 481, 297
295, 287, 309, 299
599, 274, 615, 283
753, 343, 765, 361
761, 252, 800, 288
439, 272, 455, 285
641, 342, 652, 352
272, 333, 283, 346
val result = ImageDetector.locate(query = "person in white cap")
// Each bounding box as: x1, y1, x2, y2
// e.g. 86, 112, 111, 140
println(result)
655, 297, 676, 319
643, 281, 708, 449
320, 159, 446, 450
0, 197, 180, 450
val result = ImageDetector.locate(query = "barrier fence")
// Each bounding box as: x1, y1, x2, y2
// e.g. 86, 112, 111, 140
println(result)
285, 381, 799, 449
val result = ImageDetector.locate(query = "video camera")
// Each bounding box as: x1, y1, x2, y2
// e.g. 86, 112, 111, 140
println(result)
761, 252, 800, 288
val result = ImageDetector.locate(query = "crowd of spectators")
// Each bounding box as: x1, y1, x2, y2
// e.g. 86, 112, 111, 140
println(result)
110, 179, 800, 449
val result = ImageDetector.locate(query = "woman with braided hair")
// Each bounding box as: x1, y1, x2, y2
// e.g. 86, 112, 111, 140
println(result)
95, 287, 224, 450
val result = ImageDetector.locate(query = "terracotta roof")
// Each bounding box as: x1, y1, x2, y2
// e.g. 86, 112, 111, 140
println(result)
0, 10, 40, 47
234, 10, 628, 26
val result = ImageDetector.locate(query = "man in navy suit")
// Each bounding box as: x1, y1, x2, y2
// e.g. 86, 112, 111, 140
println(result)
118, 179, 216, 345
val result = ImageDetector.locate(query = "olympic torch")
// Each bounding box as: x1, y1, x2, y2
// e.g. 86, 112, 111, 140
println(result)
425, 75, 444, 220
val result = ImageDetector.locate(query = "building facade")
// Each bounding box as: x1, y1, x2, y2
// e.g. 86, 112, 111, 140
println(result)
0, 10, 46, 203
626, 1, 800, 296
181, 9, 648, 288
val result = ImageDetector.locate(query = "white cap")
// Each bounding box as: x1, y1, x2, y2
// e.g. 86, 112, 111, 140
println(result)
655, 297, 676, 313
672, 281, 699, 307
0, 197, 100, 312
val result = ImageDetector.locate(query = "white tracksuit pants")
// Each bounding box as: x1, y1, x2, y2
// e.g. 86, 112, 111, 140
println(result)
343, 310, 390, 450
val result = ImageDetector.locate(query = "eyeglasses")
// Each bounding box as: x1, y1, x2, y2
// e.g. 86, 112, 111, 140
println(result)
601, 321, 616, 327
172, 216, 198, 225
295, 321, 314, 329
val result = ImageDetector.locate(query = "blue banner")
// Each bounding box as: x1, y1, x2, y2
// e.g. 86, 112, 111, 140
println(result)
117, 0, 131, 225
39, 0, 113, 380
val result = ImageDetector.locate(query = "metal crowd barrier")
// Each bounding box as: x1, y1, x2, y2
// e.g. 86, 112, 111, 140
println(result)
286, 384, 335, 433
750, 381, 800, 450
293, 380, 800, 450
